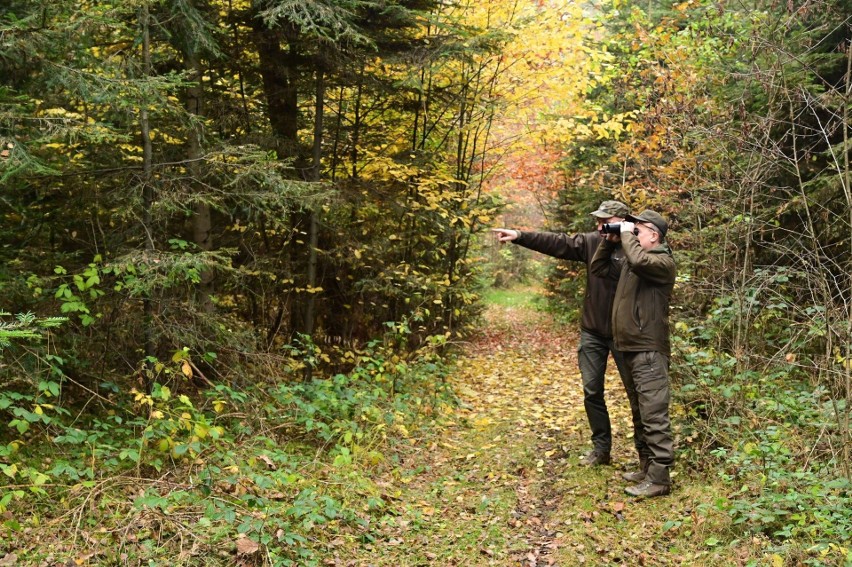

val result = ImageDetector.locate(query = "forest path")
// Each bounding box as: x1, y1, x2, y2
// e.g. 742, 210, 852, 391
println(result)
342, 297, 731, 566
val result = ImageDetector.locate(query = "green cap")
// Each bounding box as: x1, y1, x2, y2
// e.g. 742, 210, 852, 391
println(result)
626, 210, 668, 236
590, 200, 630, 219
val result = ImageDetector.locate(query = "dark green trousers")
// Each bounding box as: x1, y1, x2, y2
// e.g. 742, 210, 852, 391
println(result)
577, 329, 633, 453
622, 351, 674, 485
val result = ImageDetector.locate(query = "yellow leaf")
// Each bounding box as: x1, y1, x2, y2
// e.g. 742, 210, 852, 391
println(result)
194, 423, 209, 438
181, 361, 193, 378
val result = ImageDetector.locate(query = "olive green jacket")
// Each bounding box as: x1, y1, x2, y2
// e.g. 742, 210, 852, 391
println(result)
590, 234, 676, 356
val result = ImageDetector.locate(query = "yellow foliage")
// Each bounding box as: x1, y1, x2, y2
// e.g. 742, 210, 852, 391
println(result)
131, 388, 154, 407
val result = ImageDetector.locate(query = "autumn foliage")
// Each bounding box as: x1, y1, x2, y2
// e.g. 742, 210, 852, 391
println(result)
1, 0, 852, 564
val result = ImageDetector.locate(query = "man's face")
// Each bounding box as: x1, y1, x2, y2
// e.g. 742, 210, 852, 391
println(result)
596, 215, 623, 231
634, 222, 660, 250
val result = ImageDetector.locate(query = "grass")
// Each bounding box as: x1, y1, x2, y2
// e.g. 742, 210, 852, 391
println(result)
480, 285, 544, 310
331, 297, 845, 567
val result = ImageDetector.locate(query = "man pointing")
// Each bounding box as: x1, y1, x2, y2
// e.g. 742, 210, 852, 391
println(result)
493, 200, 640, 467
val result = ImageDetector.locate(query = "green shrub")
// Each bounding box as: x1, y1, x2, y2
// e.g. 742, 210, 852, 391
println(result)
0, 322, 453, 565
674, 313, 851, 564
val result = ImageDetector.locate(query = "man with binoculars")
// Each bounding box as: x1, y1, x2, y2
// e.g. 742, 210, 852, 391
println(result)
492, 200, 641, 470
592, 210, 676, 497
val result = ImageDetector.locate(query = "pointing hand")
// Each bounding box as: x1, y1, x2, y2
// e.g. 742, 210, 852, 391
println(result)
491, 228, 519, 243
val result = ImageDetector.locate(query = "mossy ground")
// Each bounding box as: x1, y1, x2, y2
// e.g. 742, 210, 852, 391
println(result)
335, 293, 778, 566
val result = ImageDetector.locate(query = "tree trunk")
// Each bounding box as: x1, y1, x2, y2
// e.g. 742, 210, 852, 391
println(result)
253, 18, 302, 340
140, 1, 156, 390
304, 70, 324, 337
253, 21, 300, 159
351, 64, 364, 179
186, 45, 214, 313
842, 40, 852, 480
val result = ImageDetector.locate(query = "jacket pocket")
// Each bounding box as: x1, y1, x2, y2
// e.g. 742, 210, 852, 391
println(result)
630, 273, 642, 330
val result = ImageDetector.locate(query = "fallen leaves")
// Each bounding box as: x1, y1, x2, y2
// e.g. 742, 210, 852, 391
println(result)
330, 297, 734, 565
235, 537, 260, 555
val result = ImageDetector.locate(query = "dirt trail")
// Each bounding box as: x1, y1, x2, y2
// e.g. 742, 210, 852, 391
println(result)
449, 302, 639, 566
343, 302, 727, 566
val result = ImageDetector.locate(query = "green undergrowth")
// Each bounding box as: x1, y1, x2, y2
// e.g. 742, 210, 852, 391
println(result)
3, 295, 851, 566
0, 337, 456, 566
673, 325, 852, 566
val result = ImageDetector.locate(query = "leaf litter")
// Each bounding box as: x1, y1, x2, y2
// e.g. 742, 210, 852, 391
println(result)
341, 300, 747, 566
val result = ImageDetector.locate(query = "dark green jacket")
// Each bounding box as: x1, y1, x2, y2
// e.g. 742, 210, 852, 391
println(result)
515, 230, 624, 338
590, 234, 675, 355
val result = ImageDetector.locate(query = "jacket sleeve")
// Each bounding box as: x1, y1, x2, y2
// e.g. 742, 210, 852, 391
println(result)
590, 239, 621, 280
621, 235, 676, 284
514, 231, 590, 262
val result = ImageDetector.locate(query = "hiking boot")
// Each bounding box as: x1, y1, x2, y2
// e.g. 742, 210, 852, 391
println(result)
621, 455, 649, 482
579, 450, 611, 466
624, 479, 671, 498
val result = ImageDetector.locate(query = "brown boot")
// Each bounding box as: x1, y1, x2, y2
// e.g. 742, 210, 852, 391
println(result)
621, 455, 649, 482
625, 479, 671, 498
579, 450, 611, 466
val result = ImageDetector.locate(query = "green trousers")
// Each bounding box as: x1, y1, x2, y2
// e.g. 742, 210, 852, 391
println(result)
622, 351, 674, 485
577, 329, 632, 454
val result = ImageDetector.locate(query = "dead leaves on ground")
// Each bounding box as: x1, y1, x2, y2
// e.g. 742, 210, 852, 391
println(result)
457, 304, 634, 458
348, 302, 641, 565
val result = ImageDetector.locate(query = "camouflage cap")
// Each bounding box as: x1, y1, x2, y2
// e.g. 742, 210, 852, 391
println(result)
626, 210, 668, 236
590, 200, 630, 219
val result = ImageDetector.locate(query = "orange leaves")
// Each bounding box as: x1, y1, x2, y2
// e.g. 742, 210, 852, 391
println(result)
483, 0, 609, 207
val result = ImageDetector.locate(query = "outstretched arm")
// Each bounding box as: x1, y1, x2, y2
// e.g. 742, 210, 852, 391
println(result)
493, 227, 597, 262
